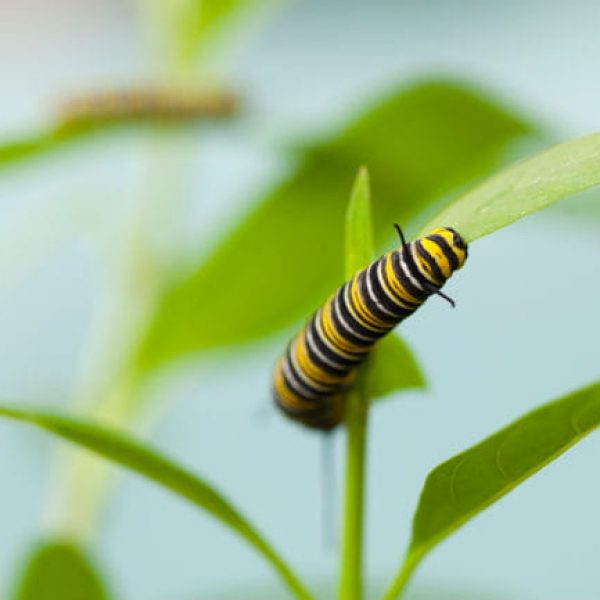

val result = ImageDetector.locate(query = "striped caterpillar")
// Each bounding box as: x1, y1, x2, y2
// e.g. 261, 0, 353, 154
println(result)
272, 226, 468, 430
58, 87, 237, 127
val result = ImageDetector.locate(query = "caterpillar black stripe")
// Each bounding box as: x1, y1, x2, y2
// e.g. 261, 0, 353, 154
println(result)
272, 226, 468, 430
58, 87, 237, 128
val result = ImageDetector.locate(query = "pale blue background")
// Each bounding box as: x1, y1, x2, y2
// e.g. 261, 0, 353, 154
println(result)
0, 1, 599, 599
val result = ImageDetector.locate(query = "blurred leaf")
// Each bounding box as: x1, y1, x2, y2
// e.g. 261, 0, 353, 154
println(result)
0, 126, 119, 166
137, 80, 534, 371
383, 381, 600, 600
420, 131, 600, 242
368, 335, 424, 401
12, 540, 109, 600
0, 101, 237, 169
140, 0, 274, 65
0, 405, 313, 600
345, 165, 375, 277
0, 129, 82, 167
180, 0, 266, 58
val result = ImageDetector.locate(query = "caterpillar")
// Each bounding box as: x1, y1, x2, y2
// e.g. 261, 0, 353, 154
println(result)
57, 87, 237, 128
272, 225, 468, 430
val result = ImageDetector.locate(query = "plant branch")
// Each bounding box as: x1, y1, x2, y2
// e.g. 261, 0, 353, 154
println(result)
338, 372, 369, 600
381, 551, 422, 600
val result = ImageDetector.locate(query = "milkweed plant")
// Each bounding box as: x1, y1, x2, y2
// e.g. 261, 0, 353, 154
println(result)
2, 2, 600, 600
3, 134, 600, 600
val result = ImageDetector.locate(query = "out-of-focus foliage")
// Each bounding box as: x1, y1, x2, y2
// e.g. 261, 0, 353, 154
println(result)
0, 405, 313, 600
0, 115, 234, 170
421, 131, 600, 241
12, 541, 109, 600
383, 380, 600, 600
137, 80, 533, 371
0, 129, 85, 167
139, 0, 276, 66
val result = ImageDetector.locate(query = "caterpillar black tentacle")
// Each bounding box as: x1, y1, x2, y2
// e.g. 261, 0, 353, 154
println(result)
272, 226, 468, 431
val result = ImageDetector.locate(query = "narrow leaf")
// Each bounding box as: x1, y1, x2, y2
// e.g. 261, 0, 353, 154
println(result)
0, 405, 313, 600
0, 130, 83, 167
383, 381, 600, 600
12, 540, 109, 600
345, 166, 374, 278
420, 131, 600, 242
0, 102, 236, 169
344, 168, 425, 399
137, 80, 533, 370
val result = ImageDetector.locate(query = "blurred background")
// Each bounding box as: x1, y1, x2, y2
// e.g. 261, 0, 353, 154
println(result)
0, 1, 599, 599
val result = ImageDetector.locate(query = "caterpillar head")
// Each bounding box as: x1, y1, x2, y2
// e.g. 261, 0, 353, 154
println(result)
413, 227, 468, 287
430, 227, 468, 266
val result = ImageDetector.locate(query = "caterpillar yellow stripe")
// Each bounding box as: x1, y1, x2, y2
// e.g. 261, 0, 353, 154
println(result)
272, 226, 468, 430
58, 87, 237, 128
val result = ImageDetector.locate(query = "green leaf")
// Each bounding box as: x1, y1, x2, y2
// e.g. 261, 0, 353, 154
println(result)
420, 131, 600, 242
183, 0, 267, 56
0, 103, 236, 169
140, 0, 273, 65
0, 405, 313, 600
383, 380, 600, 600
0, 129, 82, 167
12, 540, 109, 600
345, 166, 375, 278
368, 334, 425, 400
344, 167, 425, 400
137, 80, 533, 371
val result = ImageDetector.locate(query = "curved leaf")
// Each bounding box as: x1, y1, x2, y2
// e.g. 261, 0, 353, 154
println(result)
383, 380, 600, 600
0, 129, 83, 167
137, 80, 533, 371
0, 98, 236, 169
0, 405, 313, 600
420, 131, 600, 242
12, 540, 110, 600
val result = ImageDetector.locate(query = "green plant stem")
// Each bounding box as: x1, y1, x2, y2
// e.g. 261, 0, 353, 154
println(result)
46, 128, 192, 539
381, 551, 422, 600
338, 376, 369, 600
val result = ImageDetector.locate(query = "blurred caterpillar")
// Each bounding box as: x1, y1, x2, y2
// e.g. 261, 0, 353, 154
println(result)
57, 87, 237, 128
273, 225, 468, 430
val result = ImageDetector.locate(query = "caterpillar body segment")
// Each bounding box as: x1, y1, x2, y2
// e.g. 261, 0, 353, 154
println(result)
272, 226, 468, 430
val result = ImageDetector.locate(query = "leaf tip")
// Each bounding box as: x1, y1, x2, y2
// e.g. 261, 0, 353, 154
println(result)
352, 165, 371, 197
357, 163, 370, 179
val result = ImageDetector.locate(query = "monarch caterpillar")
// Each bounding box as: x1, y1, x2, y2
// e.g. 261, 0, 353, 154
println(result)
58, 87, 237, 128
272, 225, 468, 430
